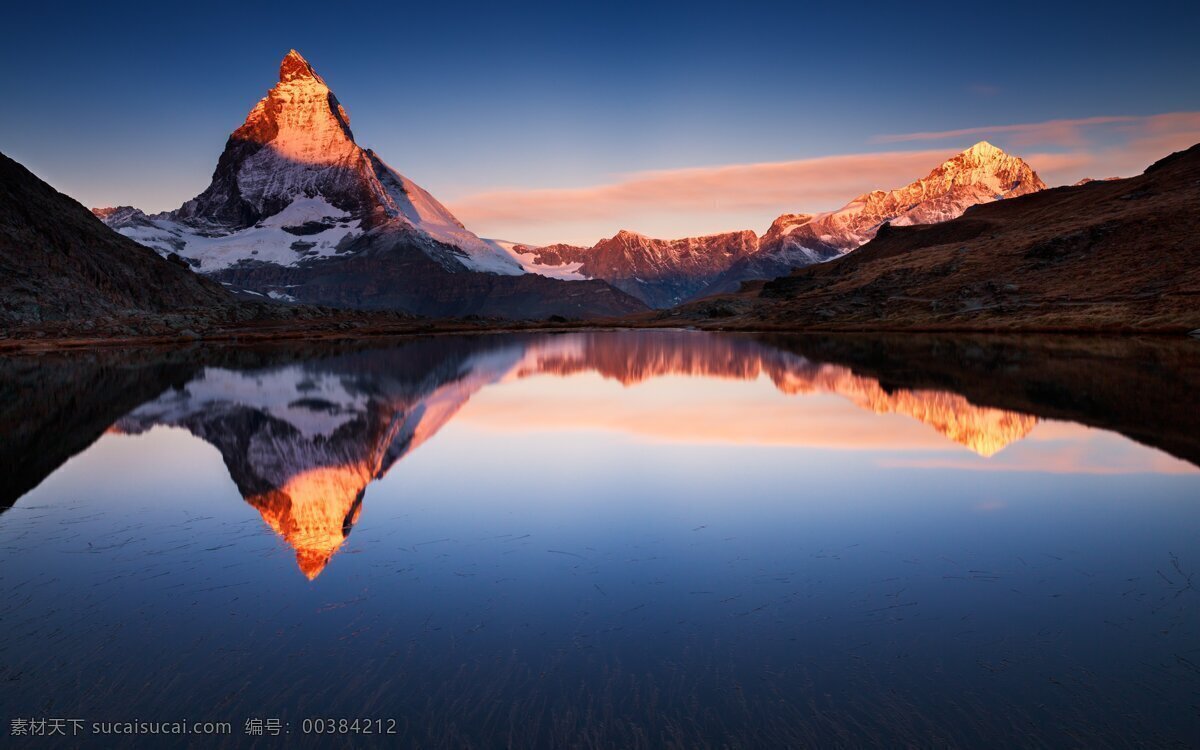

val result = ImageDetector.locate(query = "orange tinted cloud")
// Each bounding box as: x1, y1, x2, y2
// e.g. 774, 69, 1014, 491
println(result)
449, 149, 951, 245
871, 115, 1148, 147
875, 112, 1200, 183
449, 112, 1200, 245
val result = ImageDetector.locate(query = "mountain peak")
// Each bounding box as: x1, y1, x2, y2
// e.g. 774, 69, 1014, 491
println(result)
279, 49, 323, 83
752, 142, 1047, 266
962, 140, 1003, 157
139, 50, 525, 277
935, 141, 1041, 186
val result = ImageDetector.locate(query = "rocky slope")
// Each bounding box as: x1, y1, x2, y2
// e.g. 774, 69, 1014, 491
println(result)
0, 151, 233, 330
97, 51, 645, 320
668, 143, 1200, 332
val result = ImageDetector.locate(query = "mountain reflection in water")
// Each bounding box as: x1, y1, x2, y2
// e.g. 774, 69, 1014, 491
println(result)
0, 331, 1178, 577
99, 333, 1043, 577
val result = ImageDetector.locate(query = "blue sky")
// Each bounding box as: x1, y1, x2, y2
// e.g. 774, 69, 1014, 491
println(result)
3, 0, 1198, 244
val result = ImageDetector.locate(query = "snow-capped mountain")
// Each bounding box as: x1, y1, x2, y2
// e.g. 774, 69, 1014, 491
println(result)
516, 142, 1046, 305
103, 51, 519, 275
96, 51, 644, 319
767, 141, 1044, 256
512, 229, 760, 307
701, 141, 1046, 296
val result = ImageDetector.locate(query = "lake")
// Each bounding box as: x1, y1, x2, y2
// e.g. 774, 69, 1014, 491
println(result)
2, 330, 1198, 747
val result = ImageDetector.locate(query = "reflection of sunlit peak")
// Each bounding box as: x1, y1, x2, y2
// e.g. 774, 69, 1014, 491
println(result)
295, 551, 333, 581
771, 373, 818, 396
885, 391, 1038, 457
247, 465, 370, 579
773, 365, 1037, 457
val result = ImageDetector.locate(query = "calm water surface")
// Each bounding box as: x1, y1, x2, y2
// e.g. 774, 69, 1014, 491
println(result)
1, 331, 1198, 747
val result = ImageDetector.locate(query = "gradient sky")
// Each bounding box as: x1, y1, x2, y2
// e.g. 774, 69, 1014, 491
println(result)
3, 0, 1199, 245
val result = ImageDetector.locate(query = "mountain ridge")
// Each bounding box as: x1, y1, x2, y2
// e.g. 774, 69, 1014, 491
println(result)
513, 228, 760, 307
518, 142, 1046, 306
699, 141, 1046, 298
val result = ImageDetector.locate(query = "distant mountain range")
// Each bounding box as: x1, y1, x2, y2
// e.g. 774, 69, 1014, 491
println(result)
510, 230, 761, 308
517, 141, 1046, 307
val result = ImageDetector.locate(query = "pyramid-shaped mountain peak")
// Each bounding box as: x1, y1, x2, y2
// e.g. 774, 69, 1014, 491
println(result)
962, 140, 1003, 157
279, 49, 323, 84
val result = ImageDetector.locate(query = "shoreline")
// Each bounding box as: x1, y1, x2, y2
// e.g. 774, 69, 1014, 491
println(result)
2, 318, 1197, 354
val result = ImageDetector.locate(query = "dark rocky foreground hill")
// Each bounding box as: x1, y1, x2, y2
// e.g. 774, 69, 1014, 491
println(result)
667, 144, 1200, 333
0, 151, 234, 329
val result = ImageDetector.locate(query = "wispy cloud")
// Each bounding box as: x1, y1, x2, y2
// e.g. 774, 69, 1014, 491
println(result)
450, 149, 951, 245
871, 115, 1146, 147
1019, 112, 1200, 182
871, 111, 1200, 151
450, 112, 1200, 246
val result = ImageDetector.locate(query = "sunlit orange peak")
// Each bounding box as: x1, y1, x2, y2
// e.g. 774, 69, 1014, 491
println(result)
771, 367, 1037, 457
247, 464, 370, 579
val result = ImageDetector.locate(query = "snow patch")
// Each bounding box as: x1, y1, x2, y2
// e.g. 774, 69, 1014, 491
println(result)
113, 197, 361, 272
487, 239, 588, 280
